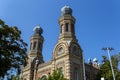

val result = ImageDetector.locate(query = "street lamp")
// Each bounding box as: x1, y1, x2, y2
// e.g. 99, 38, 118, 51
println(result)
34, 59, 39, 80
102, 47, 115, 80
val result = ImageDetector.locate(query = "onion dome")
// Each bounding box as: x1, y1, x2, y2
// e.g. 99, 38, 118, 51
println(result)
61, 5, 72, 15
33, 25, 43, 35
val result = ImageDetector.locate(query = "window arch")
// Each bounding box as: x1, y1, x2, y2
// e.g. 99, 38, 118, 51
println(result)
38, 42, 42, 50
30, 42, 32, 50
71, 24, 75, 34
33, 41, 36, 50
40, 75, 47, 80
60, 24, 63, 33
65, 23, 69, 32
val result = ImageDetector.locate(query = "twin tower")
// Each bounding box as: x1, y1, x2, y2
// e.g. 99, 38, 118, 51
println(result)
21, 6, 98, 80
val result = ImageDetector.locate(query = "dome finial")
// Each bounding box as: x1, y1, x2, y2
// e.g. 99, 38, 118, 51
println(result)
33, 25, 43, 35
61, 5, 72, 15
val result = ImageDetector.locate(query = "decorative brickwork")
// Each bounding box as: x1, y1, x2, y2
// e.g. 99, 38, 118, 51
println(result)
21, 6, 99, 80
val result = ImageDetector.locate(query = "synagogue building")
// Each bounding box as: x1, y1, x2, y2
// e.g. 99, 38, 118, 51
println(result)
21, 6, 99, 80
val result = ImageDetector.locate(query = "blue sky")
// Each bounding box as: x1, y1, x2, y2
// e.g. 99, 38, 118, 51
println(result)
0, 0, 120, 64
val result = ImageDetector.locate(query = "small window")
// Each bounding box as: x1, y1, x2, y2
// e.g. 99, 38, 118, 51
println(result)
71, 24, 75, 34
74, 68, 78, 80
65, 23, 69, 32
30, 43, 32, 50
38, 42, 42, 50
60, 24, 63, 33
33, 41, 36, 50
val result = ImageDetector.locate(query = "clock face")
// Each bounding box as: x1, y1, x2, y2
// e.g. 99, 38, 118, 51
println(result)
58, 47, 64, 54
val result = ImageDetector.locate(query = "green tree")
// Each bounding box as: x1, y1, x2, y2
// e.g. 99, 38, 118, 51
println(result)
0, 19, 27, 79
97, 53, 120, 80
47, 68, 67, 80
7, 75, 23, 80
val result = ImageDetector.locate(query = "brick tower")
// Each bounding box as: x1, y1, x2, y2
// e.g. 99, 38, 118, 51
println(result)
21, 26, 44, 80
52, 5, 84, 80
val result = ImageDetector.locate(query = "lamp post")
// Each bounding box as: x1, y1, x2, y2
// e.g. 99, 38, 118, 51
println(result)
34, 59, 39, 80
102, 47, 115, 80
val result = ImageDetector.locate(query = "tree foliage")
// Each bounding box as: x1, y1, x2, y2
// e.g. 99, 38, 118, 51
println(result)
8, 75, 20, 80
97, 53, 120, 80
0, 19, 27, 78
47, 68, 67, 80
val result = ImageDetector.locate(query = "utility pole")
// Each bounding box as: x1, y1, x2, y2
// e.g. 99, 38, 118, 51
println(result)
102, 47, 115, 80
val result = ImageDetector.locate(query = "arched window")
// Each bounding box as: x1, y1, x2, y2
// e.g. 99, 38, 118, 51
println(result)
40, 75, 47, 80
60, 24, 63, 33
33, 41, 36, 50
74, 68, 78, 80
38, 42, 42, 50
71, 24, 75, 34
65, 23, 69, 32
